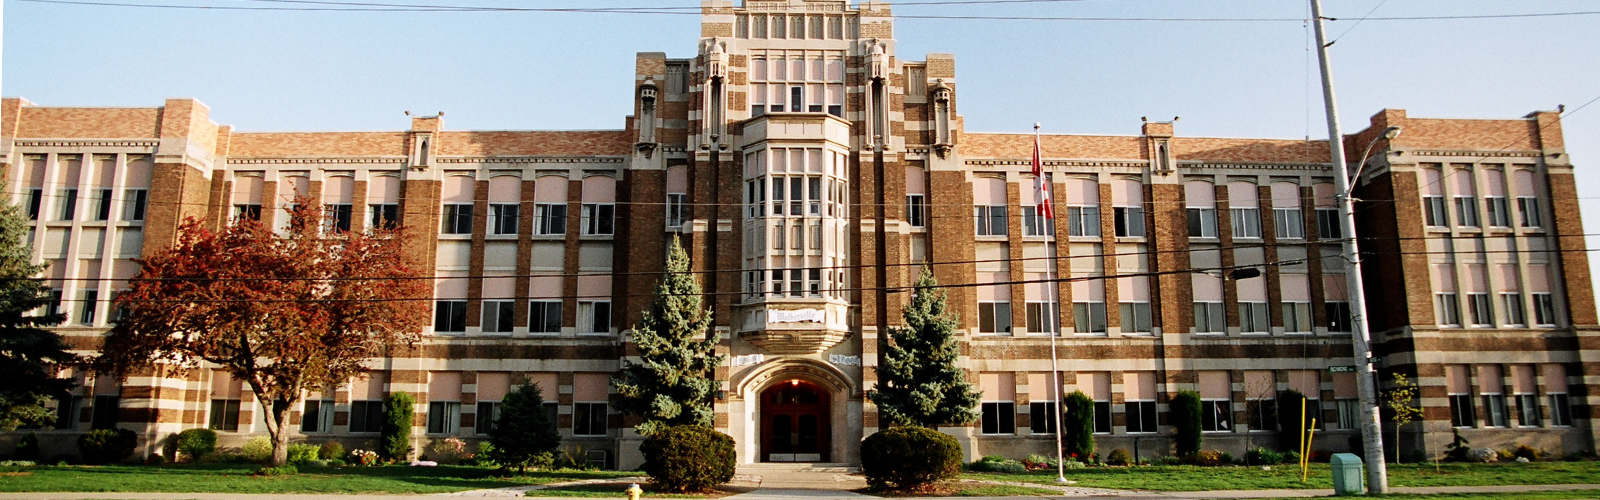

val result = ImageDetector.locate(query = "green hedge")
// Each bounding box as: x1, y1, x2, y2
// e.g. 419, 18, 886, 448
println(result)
640, 425, 736, 492
860, 426, 961, 490
78, 428, 138, 465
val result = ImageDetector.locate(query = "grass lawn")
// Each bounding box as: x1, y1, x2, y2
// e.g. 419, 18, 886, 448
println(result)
859, 482, 1062, 497
0, 463, 637, 494
964, 461, 1600, 492
1383, 491, 1600, 500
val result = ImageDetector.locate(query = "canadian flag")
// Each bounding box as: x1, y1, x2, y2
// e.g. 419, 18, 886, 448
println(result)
1032, 132, 1055, 220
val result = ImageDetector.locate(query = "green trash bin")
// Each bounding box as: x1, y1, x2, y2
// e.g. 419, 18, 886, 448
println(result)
1330, 453, 1364, 496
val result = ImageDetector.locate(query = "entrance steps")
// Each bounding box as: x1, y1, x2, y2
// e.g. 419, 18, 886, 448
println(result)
738, 463, 861, 474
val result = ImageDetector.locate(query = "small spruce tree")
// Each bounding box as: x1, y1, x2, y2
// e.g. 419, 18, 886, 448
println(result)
870, 267, 980, 429
612, 236, 726, 436
0, 196, 73, 431
381, 391, 415, 462
1172, 390, 1202, 456
489, 382, 560, 474
1061, 390, 1095, 460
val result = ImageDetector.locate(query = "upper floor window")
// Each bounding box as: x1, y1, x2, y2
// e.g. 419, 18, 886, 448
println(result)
1518, 197, 1542, 228
489, 203, 520, 235
1187, 209, 1217, 238
233, 204, 263, 222
369, 203, 399, 229
441, 204, 473, 234
1022, 207, 1053, 236
57, 188, 78, 221
1423, 196, 1449, 227
26, 189, 43, 220
975, 206, 1007, 236
535, 204, 567, 235
1316, 208, 1340, 239
323, 204, 352, 233
1274, 208, 1304, 239
1485, 197, 1511, 227
581, 204, 615, 235
1231, 209, 1261, 239
1066, 206, 1100, 237
1455, 197, 1480, 228
1113, 207, 1144, 237
906, 194, 927, 227
666, 193, 687, 227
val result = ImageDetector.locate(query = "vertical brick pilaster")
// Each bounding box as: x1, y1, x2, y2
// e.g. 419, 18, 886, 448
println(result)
467, 179, 489, 328
563, 179, 583, 330
1099, 182, 1119, 329
1261, 185, 1283, 330
1216, 184, 1238, 329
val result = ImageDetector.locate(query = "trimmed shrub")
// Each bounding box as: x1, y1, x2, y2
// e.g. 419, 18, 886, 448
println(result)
14, 433, 40, 461
253, 465, 298, 476
175, 429, 218, 461
1105, 448, 1132, 466
77, 429, 138, 465
860, 427, 962, 490
968, 455, 1025, 473
287, 443, 320, 465
1061, 391, 1095, 460
428, 438, 469, 464
640, 425, 737, 493
241, 436, 273, 463
319, 442, 345, 461
1245, 447, 1283, 465
1219, 452, 1235, 465
1171, 390, 1202, 456
381, 392, 415, 462
1182, 450, 1223, 466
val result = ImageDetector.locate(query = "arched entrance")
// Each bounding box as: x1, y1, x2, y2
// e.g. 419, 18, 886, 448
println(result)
760, 379, 831, 462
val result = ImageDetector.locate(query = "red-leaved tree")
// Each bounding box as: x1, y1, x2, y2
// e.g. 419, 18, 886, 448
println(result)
98, 199, 429, 465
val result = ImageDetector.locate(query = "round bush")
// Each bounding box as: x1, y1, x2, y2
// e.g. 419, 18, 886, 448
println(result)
860, 427, 962, 491
77, 429, 138, 465
319, 442, 345, 461
287, 443, 321, 465
1245, 447, 1284, 465
641, 425, 736, 493
175, 428, 218, 461
241, 435, 273, 463
1105, 448, 1132, 466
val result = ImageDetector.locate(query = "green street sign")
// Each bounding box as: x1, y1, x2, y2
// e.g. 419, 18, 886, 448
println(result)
1328, 365, 1357, 373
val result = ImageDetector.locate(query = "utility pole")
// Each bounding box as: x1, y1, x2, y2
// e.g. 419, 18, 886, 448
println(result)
1309, 0, 1388, 494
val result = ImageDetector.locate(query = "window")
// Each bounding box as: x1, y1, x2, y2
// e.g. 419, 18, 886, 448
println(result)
1517, 197, 1542, 228
1187, 208, 1217, 237
435, 300, 468, 333
350, 400, 386, 432
1201, 399, 1232, 432
324, 204, 353, 233
208, 399, 241, 431
441, 204, 473, 234
1025, 302, 1059, 334
1316, 208, 1341, 239
906, 194, 927, 227
1455, 197, 1479, 227
94, 188, 113, 221
666, 193, 687, 227
58, 188, 78, 221
1274, 208, 1304, 239
476, 402, 502, 434
1515, 394, 1540, 427
1326, 302, 1353, 332
579, 301, 611, 333
1482, 394, 1508, 427
1230, 208, 1261, 238
980, 401, 1016, 434
746, 180, 766, 218
1437, 293, 1461, 326
1092, 401, 1112, 433
573, 402, 608, 436
1423, 196, 1449, 227
1486, 197, 1511, 227
1067, 206, 1101, 236
1468, 293, 1494, 327
54, 396, 81, 430
808, 177, 822, 215
1022, 206, 1054, 236
489, 203, 520, 235
1549, 393, 1572, 426
233, 204, 263, 222
788, 178, 803, 215
1029, 402, 1058, 433
529, 301, 562, 333
26, 188, 42, 220
482, 300, 514, 333
1120, 302, 1152, 333
978, 302, 1012, 334
1249, 398, 1277, 431
1113, 207, 1144, 237
581, 204, 615, 235
1502, 293, 1525, 326
1282, 302, 1311, 333
1533, 293, 1556, 326
975, 205, 1007, 236
1336, 398, 1360, 430
1449, 394, 1476, 427
45, 289, 62, 318
544, 401, 560, 433
535, 204, 567, 235
302, 399, 335, 432
78, 290, 97, 325
427, 401, 462, 434
1239, 302, 1269, 333
1073, 302, 1107, 334
1125, 400, 1157, 433
1194, 302, 1225, 333
369, 203, 399, 229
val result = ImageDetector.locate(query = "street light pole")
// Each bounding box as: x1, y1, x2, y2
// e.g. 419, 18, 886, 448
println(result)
1309, 0, 1388, 493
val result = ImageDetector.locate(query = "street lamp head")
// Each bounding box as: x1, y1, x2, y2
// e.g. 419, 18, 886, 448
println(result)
1381, 126, 1402, 140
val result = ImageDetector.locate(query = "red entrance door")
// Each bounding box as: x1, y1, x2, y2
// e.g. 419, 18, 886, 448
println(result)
760, 380, 831, 462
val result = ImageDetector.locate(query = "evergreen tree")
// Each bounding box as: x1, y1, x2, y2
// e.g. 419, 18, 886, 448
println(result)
612, 236, 725, 436
381, 391, 415, 462
489, 382, 560, 474
1061, 391, 1095, 459
0, 197, 73, 431
870, 267, 980, 429
1172, 390, 1202, 456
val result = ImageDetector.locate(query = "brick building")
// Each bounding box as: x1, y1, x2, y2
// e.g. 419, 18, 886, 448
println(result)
3, 0, 1595, 467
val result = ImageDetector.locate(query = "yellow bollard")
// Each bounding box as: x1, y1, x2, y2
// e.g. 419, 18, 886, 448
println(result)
1302, 419, 1317, 482
626, 483, 643, 500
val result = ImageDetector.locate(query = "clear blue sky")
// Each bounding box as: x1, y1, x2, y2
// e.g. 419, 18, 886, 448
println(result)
6, 0, 1600, 292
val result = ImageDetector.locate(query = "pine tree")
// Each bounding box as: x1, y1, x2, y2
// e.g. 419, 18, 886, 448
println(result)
612, 236, 725, 436
870, 267, 980, 429
489, 382, 560, 474
0, 197, 74, 431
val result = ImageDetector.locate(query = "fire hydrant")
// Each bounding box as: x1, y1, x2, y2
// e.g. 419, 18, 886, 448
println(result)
625, 483, 643, 500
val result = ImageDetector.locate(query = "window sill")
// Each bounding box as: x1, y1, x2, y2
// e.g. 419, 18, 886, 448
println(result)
975, 235, 1009, 241
438, 234, 472, 240
579, 235, 616, 241
486, 234, 519, 240
1115, 236, 1149, 243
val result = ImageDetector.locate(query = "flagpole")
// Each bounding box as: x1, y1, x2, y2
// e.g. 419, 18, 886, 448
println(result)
1037, 123, 1068, 484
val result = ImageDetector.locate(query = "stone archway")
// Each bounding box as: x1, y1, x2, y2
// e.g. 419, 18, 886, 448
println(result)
732, 359, 860, 465
759, 379, 831, 462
